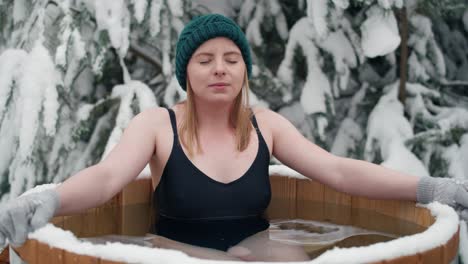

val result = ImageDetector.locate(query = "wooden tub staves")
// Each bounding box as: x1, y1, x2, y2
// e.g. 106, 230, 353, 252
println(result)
0, 247, 9, 264
8, 174, 460, 264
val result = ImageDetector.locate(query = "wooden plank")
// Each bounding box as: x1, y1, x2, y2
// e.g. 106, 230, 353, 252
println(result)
79, 254, 100, 264
420, 245, 442, 264
81, 208, 98, 237
121, 179, 152, 205
351, 196, 376, 230
37, 242, 52, 264
398, 201, 416, 222
373, 200, 400, 235
382, 253, 421, 264
50, 246, 65, 264
374, 199, 399, 218
443, 226, 459, 263
266, 175, 293, 219
287, 177, 297, 219
64, 251, 101, 264
296, 179, 325, 221
36, 242, 65, 264
95, 195, 120, 236
120, 179, 153, 235
63, 251, 80, 264
12, 239, 37, 264
396, 201, 417, 236
51, 216, 65, 228
414, 207, 432, 228
323, 185, 351, 225
0, 247, 9, 263
120, 202, 151, 236
63, 214, 85, 237
101, 259, 124, 264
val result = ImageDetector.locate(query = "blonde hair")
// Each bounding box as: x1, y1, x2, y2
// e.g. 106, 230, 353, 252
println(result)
177, 71, 253, 158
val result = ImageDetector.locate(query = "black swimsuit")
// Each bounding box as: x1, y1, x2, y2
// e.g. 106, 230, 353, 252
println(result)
153, 108, 272, 251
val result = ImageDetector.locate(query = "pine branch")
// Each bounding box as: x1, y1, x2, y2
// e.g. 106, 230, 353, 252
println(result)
438, 79, 468, 86
129, 43, 162, 72
405, 129, 442, 147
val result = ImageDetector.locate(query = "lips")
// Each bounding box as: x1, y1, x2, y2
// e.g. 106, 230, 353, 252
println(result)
209, 82, 229, 87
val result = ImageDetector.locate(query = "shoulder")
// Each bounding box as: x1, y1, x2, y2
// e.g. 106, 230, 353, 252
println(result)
251, 105, 302, 144
129, 107, 171, 132
134, 107, 169, 122
250, 106, 294, 144
251, 106, 290, 130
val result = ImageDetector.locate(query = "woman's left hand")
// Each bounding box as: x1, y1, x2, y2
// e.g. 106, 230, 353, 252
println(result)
417, 177, 468, 220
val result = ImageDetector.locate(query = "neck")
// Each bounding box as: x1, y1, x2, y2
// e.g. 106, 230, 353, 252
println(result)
190, 100, 235, 133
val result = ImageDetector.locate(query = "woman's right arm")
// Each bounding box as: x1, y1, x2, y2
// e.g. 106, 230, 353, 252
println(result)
55, 107, 165, 216
0, 108, 166, 247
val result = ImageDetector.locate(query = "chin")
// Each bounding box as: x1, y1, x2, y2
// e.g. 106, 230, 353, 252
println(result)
204, 95, 237, 104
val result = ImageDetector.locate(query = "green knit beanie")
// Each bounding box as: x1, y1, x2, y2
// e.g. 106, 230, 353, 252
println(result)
175, 14, 252, 91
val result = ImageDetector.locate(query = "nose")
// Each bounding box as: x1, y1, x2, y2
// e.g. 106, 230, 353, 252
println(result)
213, 59, 226, 77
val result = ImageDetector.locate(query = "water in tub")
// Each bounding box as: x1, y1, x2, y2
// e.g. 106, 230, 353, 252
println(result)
81, 218, 399, 261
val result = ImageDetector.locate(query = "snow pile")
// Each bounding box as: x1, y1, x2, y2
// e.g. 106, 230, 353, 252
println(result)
365, 82, 429, 177
408, 14, 446, 80
276, 17, 332, 142
307, 0, 329, 39
318, 29, 357, 94
361, 6, 400, 58
330, 118, 363, 157
377, 0, 403, 9
101, 80, 158, 178
17, 43, 60, 153
163, 76, 187, 107
131, 0, 148, 24
0, 49, 27, 123
239, 0, 288, 47
442, 134, 468, 180
95, 0, 130, 57
331, 85, 367, 157
0, 43, 61, 199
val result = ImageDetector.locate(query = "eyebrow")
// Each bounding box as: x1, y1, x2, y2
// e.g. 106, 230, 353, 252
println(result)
194, 51, 241, 57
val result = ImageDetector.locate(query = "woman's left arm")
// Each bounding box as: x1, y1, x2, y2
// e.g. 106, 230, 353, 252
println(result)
264, 109, 419, 201
259, 108, 467, 219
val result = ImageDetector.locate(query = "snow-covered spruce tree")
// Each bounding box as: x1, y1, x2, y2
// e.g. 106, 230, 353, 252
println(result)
235, 0, 308, 142
236, 0, 468, 180
0, 0, 197, 202
238, 0, 389, 151
399, 1, 468, 182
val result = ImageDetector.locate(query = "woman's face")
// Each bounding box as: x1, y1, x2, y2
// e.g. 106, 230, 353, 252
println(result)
186, 37, 246, 104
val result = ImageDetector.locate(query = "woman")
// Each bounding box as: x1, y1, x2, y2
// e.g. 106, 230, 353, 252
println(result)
0, 14, 467, 262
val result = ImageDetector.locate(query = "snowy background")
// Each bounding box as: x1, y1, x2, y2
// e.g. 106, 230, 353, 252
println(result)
0, 0, 467, 262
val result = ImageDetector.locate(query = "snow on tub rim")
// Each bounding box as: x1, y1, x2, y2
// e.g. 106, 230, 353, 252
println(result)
9, 165, 461, 264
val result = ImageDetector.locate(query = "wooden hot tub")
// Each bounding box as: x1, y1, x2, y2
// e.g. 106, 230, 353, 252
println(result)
5, 171, 460, 263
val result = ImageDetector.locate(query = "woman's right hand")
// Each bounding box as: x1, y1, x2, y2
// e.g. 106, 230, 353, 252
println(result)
0, 189, 60, 247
